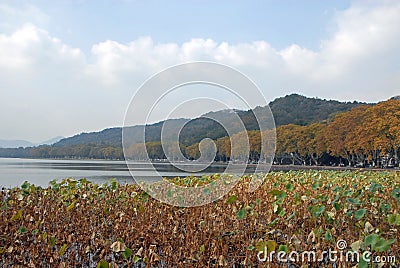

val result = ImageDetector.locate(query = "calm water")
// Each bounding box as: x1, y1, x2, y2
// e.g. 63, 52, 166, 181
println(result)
0, 158, 362, 188
0, 158, 233, 188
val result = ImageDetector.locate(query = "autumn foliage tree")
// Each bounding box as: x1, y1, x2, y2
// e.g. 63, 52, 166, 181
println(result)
1, 99, 398, 168
323, 100, 400, 167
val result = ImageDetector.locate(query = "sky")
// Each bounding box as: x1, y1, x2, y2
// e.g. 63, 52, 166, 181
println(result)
1, 0, 400, 142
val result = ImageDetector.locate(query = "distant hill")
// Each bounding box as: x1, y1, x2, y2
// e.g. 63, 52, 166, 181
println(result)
55, 128, 123, 147
269, 94, 364, 126
0, 139, 34, 148
54, 119, 190, 147
51, 94, 364, 148
40, 136, 64, 146
0, 136, 64, 148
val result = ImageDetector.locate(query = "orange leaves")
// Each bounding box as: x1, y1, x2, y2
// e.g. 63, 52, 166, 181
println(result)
324, 99, 400, 161
274, 99, 400, 166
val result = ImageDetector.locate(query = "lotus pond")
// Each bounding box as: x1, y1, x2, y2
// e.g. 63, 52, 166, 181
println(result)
0, 170, 399, 267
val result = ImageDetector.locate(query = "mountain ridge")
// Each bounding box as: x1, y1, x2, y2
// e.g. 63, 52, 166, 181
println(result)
53, 93, 365, 148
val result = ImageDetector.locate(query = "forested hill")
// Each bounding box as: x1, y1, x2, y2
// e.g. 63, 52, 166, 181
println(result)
269, 94, 363, 126
53, 94, 364, 148
53, 119, 189, 147
54, 127, 122, 147
0, 94, 368, 160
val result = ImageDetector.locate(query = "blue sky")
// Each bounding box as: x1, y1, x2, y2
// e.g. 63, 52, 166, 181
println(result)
20, 0, 350, 52
0, 0, 399, 142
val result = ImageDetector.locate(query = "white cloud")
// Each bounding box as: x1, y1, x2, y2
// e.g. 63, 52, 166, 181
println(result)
85, 1, 400, 97
279, 44, 318, 74
0, 3, 49, 32
0, 23, 84, 70
1, 1, 400, 141
318, 1, 400, 78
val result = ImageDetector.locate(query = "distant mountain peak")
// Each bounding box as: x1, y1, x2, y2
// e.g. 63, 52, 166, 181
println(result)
269, 93, 364, 126
0, 136, 64, 149
202, 108, 236, 117
40, 136, 64, 146
0, 139, 34, 149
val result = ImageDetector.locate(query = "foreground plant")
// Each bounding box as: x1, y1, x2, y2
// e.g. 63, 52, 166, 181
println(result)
0, 171, 399, 267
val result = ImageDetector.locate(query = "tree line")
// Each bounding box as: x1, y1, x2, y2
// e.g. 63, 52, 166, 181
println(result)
0, 144, 123, 160
124, 99, 399, 168
274, 99, 399, 167
1, 99, 398, 168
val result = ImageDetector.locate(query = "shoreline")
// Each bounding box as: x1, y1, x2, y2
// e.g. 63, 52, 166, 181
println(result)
0, 156, 398, 172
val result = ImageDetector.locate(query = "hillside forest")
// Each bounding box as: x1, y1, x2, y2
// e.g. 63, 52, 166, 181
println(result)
0, 95, 398, 168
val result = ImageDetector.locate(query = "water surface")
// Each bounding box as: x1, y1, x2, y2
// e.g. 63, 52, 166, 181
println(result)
0, 158, 233, 188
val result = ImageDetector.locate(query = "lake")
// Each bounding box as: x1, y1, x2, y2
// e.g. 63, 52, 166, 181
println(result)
1, 158, 360, 188
0, 158, 235, 188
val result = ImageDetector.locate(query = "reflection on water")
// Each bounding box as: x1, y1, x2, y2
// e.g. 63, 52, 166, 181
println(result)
0, 158, 256, 188
0, 158, 132, 188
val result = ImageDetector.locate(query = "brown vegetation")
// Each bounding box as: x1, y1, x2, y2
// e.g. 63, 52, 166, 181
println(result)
0, 170, 399, 267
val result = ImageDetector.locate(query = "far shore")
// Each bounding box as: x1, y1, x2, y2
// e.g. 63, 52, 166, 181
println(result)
0, 156, 398, 172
